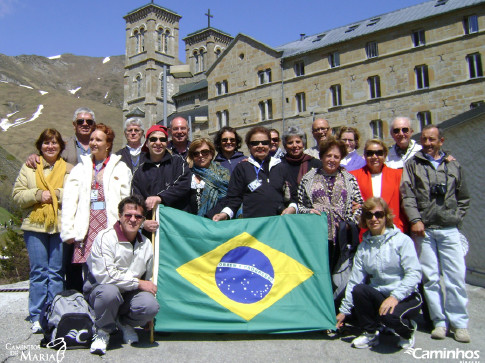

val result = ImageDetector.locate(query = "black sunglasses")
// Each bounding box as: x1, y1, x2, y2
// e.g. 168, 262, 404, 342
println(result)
363, 210, 385, 220
249, 140, 270, 146
76, 119, 94, 126
221, 137, 236, 143
123, 213, 145, 221
365, 150, 385, 157
392, 127, 410, 134
193, 149, 211, 158
149, 136, 167, 143
271, 137, 280, 142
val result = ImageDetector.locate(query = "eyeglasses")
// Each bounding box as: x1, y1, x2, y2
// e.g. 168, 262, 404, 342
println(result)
149, 136, 167, 143
76, 119, 94, 126
363, 210, 385, 220
249, 140, 270, 146
271, 137, 280, 143
193, 149, 211, 158
312, 127, 329, 133
221, 137, 236, 143
392, 127, 410, 134
365, 150, 385, 157
126, 128, 142, 134
123, 213, 145, 221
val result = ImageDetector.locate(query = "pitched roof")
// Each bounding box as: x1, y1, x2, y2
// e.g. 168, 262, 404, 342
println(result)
173, 79, 208, 97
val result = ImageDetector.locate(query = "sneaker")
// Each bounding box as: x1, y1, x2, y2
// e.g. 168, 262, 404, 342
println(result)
117, 319, 139, 345
451, 328, 471, 343
431, 326, 447, 340
351, 331, 380, 349
31, 321, 42, 334
90, 329, 110, 355
398, 320, 417, 349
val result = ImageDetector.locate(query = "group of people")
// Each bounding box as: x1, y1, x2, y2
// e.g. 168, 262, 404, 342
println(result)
12, 107, 470, 354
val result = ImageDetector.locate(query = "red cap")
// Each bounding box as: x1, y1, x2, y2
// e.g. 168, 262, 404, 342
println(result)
142, 124, 168, 153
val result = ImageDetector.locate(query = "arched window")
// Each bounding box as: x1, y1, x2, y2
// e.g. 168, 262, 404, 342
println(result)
139, 27, 145, 52
157, 28, 163, 52
199, 48, 205, 72
164, 30, 170, 54
134, 30, 139, 54
193, 51, 199, 73
215, 48, 222, 58
135, 75, 142, 98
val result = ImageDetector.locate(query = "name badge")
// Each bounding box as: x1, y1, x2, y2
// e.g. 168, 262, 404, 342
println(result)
248, 179, 262, 192
90, 189, 99, 202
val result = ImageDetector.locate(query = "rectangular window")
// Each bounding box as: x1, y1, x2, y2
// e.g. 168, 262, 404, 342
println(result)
415, 65, 430, 89
216, 81, 228, 95
464, 15, 479, 34
365, 41, 378, 59
329, 52, 340, 68
330, 84, 342, 106
368, 76, 381, 99
467, 53, 483, 78
470, 100, 484, 109
258, 69, 272, 84
294, 61, 305, 77
223, 80, 228, 94
296, 92, 306, 112
417, 111, 432, 130
370, 120, 383, 139
412, 30, 426, 47
216, 110, 229, 128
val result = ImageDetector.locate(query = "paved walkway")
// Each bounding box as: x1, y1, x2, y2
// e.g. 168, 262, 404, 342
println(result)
1, 282, 483, 363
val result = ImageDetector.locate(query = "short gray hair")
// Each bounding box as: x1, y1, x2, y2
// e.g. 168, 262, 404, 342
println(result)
282, 126, 307, 148
124, 117, 144, 132
73, 107, 95, 122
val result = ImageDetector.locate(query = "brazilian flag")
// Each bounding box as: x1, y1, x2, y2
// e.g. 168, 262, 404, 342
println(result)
153, 205, 336, 333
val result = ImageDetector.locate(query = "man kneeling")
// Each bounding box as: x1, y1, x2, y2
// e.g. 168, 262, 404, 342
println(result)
84, 195, 159, 355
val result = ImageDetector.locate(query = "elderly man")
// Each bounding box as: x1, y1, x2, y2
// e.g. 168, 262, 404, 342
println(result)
116, 118, 146, 173
304, 118, 330, 158
168, 116, 191, 159
400, 125, 470, 343
84, 195, 159, 355
385, 117, 422, 169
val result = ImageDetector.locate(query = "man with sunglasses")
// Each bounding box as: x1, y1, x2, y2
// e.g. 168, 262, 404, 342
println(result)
304, 118, 331, 158
84, 195, 159, 355
385, 117, 421, 169
400, 125, 470, 343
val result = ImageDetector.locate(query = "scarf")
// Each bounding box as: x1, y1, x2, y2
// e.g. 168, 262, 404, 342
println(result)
29, 157, 66, 229
192, 162, 230, 216
284, 153, 313, 183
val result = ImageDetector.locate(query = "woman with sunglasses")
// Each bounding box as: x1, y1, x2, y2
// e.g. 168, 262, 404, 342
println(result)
351, 139, 408, 233
61, 124, 132, 291
13, 129, 74, 333
186, 138, 230, 217
213, 126, 297, 220
213, 126, 246, 173
132, 124, 191, 214
336, 197, 422, 350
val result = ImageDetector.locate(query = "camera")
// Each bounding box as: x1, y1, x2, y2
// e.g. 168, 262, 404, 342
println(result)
431, 183, 447, 196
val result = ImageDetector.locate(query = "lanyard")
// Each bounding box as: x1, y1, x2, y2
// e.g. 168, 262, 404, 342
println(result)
253, 159, 264, 181
92, 156, 110, 189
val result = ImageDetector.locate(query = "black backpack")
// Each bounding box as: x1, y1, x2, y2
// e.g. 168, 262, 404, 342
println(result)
40, 290, 95, 349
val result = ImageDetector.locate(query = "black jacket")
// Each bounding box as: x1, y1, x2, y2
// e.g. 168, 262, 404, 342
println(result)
115, 146, 147, 174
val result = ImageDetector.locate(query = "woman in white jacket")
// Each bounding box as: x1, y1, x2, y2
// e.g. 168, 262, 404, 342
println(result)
336, 197, 422, 350
61, 124, 132, 291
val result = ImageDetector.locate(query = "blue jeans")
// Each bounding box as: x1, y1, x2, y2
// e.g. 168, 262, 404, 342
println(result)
417, 227, 468, 329
24, 231, 65, 322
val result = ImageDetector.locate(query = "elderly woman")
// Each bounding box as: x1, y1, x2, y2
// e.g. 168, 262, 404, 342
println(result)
213, 126, 246, 173
13, 129, 73, 333
351, 139, 407, 233
281, 126, 322, 198
186, 138, 230, 217
61, 124, 132, 291
336, 197, 422, 350
337, 127, 366, 172
213, 126, 296, 220
115, 117, 146, 173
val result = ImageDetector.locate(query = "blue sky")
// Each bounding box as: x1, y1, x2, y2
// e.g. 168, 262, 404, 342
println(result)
0, 0, 427, 61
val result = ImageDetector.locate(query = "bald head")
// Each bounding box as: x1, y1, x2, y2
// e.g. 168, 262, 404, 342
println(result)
390, 117, 414, 150
311, 118, 330, 144
170, 117, 189, 146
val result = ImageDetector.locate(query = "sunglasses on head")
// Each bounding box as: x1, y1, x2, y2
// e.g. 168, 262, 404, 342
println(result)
76, 119, 94, 126
249, 140, 270, 146
392, 127, 410, 134
123, 213, 145, 221
365, 149, 385, 157
363, 210, 385, 220
221, 137, 236, 143
149, 136, 167, 143
193, 149, 211, 158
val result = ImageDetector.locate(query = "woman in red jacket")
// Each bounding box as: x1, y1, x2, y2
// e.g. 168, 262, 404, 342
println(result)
351, 139, 408, 233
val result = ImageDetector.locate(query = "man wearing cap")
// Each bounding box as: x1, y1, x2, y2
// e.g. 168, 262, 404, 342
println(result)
132, 124, 191, 213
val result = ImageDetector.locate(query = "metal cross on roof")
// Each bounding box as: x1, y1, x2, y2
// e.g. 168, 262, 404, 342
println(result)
205, 9, 213, 28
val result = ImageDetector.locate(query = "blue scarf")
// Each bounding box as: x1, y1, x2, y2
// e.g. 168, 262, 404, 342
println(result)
192, 162, 230, 216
